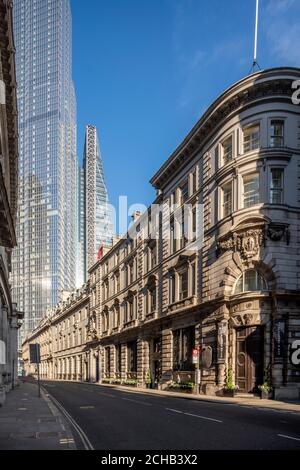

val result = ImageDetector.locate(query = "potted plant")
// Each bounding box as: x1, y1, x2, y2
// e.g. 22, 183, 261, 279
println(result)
258, 369, 272, 399
145, 369, 152, 389
224, 366, 239, 397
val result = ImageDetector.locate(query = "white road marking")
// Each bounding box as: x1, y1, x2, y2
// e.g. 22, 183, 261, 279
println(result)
98, 392, 116, 398
60, 438, 75, 445
184, 412, 223, 423
278, 434, 300, 442
41, 386, 94, 450
166, 408, 222, 423
79, 406, 95, 409
166, 408, 183, 414
122, 397, 152, 406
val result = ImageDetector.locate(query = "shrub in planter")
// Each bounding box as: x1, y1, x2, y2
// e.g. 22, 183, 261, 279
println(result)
224, 366, 239, 397
112, 379, 122, 385
169, 381, 194, 392
102, 378, 113, 384
258, 369, 272, 399
145, 369, 152, 389
124, 379, 137, 387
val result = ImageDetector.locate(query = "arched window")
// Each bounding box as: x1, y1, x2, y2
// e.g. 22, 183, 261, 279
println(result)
234, 270, 267, 294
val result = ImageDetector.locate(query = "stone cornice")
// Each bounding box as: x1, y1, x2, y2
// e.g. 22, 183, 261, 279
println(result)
150, 68, 300, 190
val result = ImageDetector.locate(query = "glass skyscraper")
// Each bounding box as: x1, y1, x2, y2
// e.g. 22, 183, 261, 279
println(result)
81, 125, 114, 274
12, 0, 77, 342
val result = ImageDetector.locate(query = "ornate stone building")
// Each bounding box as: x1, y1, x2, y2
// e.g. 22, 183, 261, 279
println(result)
23, 67, 300, 400
0, 0, 23, 405
22, 283, 90, 381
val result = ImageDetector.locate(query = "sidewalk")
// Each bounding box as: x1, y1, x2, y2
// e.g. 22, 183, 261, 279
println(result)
0, 380, 76, 450
81, 381, 300, 413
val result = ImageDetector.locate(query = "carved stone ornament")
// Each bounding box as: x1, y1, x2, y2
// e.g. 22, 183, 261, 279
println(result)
229, 313, 261, 327
217, 227, 265, 261
87, 311, 98, 340
267, 223, 290, 245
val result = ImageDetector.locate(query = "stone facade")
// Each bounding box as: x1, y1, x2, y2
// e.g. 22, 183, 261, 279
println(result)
0, 0, 23, 406
23, 68, 300, 400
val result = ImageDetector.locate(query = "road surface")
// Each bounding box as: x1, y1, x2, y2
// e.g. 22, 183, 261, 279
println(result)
41, 381, 300, 450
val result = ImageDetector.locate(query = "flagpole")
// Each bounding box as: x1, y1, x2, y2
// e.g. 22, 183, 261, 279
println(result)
253, 0, 259, 66
251, 0, 261, 73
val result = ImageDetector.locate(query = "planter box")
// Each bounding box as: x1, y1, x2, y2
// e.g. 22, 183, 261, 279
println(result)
167, 386, 194, 394
260, 390, 272, 400
223, 389, 237, 397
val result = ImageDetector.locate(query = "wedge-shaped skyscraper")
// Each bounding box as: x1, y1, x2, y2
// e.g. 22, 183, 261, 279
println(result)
77, 125, 114, 284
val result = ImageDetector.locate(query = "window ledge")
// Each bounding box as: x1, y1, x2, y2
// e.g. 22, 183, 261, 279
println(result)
145, 310, 157, 321
168, 295, 196, 313
123, 319, 138, 330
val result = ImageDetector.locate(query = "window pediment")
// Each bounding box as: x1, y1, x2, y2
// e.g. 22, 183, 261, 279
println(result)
146, 274, 157, 287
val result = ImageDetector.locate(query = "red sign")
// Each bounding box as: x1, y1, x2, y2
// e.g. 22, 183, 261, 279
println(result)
192, 348, 199, 364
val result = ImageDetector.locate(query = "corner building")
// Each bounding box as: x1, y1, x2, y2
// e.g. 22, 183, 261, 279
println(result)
23, 68, 300, 400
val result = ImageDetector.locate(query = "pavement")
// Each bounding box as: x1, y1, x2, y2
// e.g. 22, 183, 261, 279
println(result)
0, 380, 76, 450
41, 380, 300, 450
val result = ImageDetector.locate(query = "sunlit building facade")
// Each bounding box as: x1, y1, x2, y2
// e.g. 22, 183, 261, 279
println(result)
23, 68, 300, 401
12, 0, 77, 342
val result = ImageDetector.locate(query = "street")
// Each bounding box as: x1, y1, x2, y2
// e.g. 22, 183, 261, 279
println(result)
41, 381, 300, 450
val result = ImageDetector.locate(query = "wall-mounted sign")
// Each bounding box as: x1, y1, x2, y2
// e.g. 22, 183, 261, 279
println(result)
217, 322, 227, 361
274, 320, 285, 358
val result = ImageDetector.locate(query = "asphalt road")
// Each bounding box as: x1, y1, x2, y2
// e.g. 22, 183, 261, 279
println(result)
41, 381, 300, 450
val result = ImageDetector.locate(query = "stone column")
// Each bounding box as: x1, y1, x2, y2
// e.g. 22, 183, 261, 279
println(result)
161, 329, 173, 388
110, 345, 115, 378
137, 338, 146, 388
217, 320, 228, 389
88, 351, 92, 382
121, 343, 127, 381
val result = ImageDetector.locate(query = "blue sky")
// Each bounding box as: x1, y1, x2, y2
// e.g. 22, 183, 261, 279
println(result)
72, 0, 300, 216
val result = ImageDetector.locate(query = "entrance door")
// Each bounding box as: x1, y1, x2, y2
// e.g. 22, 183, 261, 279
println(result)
95, 356, 100, 382
151, 337, 162, 388
236, 326, 264, 393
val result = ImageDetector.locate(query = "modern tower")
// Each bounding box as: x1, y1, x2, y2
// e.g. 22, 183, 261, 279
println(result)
82, 125, 114, 274
76, 163, 85, 287
12, 0, 77, 341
